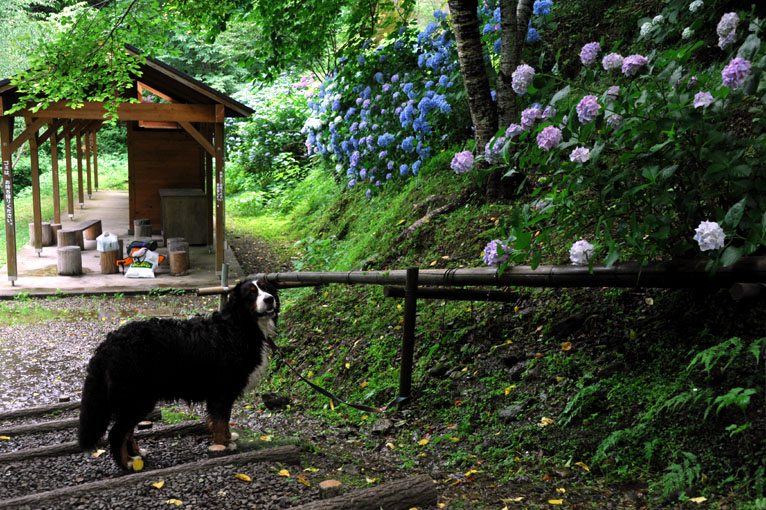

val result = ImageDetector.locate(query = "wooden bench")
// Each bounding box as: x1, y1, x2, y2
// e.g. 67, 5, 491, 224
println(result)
73, 219, 102, 242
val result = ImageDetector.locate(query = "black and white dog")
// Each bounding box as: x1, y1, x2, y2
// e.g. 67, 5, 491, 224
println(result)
78, 279, 279, 469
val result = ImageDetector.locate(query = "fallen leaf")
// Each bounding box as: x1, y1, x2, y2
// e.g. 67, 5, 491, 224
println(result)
131, 458, 144, 472
504, 385, 516, 395
397, 219, 406, 225
92, 449, 106, 458
366, 476, 378, 483
689, 497, 707, 504
304, 467, 320, 472
561, 341, 572, 351
385, 442, 395, 449
538, 417, 555, 427
454, 400, 463, 407
501, 497, 524, 504
548, 499, 563, 505
464, 469, 478, 476
574, 461, 590, 472
429, 260, 437, 266
297, 474, 311, 486
556, 487, 566, 493
235, 473, 251, 482
260, 435, 273, 441
0, 436, 10, 441
344, 362, 350, 369
165, 499, 183, 506
152, 481, 165, 489
450, 437, 460, 442
278, 469, 290, 477
418, 438, 429, 446
360, 381, 368, 388
645, 297, 654, 305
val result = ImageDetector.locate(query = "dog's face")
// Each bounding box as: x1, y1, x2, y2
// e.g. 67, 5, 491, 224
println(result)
237, 279, 279, 322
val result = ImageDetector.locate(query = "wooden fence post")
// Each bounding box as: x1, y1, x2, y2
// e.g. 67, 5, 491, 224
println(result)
399, 266, 419, 403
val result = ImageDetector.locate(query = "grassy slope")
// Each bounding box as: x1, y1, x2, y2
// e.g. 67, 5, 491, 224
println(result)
229, 153, 765, 508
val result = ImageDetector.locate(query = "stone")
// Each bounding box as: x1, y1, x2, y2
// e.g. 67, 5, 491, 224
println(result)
261, 392, 289, 410
498, 404, 525, 422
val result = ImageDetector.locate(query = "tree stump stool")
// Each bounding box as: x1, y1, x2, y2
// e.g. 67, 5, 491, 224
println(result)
166, 237, 185, 251
134, 218, 152, 238
57, 246, 82, 276
50, 223, 62, 245
169, 247, 190, 276
28, 222, 54, 246
57, 229, 83, 249
99, 250, 119, 274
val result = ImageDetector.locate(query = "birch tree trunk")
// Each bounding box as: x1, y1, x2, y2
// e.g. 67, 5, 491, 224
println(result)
447, 0, 497, 155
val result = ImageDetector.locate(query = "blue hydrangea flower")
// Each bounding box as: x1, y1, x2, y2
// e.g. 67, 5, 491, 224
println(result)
344, 107, 356, 120
351, 151, 361, 167
374, 72, 384, 83
377, 133, 394, 147
482, 23, 495, 36
358, 54, 365, 65
425, 80, 434, 89
412, 160, 422, 175
366, 189, 372, 198
533, 0, 553, 17
418, 53, 427, 67
386, 173, 392, 180
493, 38, 502, 54
438, 75, 450, 88
401, 136, 416, 152
387, 161, 394, 170
348, 179, 356, 189
379, 54, 386, 63
433, 10, 446, 20
526, 27, 540, 43
400, 164, 409, 175
360, 168, 367, 179
332, 100, 341, 111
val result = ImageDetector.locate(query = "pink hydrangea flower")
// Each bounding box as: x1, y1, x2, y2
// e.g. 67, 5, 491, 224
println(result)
511, 64, 535, 95
621, 54, 648, 76
722, 58, 751, 89
569, 147, 590, 163
450, 150, 474, 174
693, 91, 714, 109
580, 42, 600, 66
576, 95, 601, 123
536, 126, 562, 152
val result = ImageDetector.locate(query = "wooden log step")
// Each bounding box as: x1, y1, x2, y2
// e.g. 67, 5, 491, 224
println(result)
291, 474, 437, 510
0, 409, 161, 436
0, 401, 80, 421
134, 218, 152, 237
0, 420, 206, 464
0, 445, 301, 508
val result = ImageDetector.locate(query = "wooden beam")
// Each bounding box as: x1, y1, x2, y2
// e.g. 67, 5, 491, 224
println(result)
215, 116, 225, 272
16, 101, 219, 122
50, 127, 61, 224
178, 121, 215, 157
36, 118, 65, 146
9, 116, 48, 154
1, 116, 17, 282
64, 122, 74, 218
26, 118, 43, 253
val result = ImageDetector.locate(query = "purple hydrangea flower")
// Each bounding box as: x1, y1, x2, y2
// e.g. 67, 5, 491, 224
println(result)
484, 136, 506, 164
366, 189, 372, 198
450, 150, 474, 174
622, 54, 648, 76
602, 53, 624, 71
350, 150, 361, 167
512, 64, 535, 95
693, 221, 725, 251
580, 42, 600, 66
348, 179, 356, 189
606, 114, 623, 128
605, 85, 620, 102
569, 240, 594, 265
505, 123, 523, 139
483, 240, 511, 266
399, 164, 409, 175
569, 146, 590, 163
716, 12, 739, 49
542, 105, 557, 119
576, 95, 601, 123
382, 84, 391, 93
536, 126, 562, 152
520, 105, 543, 130
693, 91, 714, 109
722, 58, 751, 89
391, 73, 400, 83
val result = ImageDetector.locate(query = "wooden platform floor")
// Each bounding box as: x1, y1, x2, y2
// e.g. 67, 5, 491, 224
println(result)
0, 190, 243, 297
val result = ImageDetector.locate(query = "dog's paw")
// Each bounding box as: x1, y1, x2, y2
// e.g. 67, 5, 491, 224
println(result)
137, 448, 149, 457
229, 432, 239, 442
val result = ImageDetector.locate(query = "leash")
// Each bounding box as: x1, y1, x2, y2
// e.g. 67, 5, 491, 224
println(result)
265, 337, 392, 414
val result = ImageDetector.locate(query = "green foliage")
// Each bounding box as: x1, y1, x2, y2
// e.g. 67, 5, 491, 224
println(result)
0, 0, 55, 78
654, 451, 702, 501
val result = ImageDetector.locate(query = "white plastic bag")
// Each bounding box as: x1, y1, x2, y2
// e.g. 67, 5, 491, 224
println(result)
124, 249, 161, 278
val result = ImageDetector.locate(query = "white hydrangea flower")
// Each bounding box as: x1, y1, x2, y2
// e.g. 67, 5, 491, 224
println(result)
640, 22, 653, 37
304, 118, 324, 131
682, 27, 694, 39
652, 15, 664, 25
569, 240, 595, 265
693, 221, 725, 251
689, 0, 703, 12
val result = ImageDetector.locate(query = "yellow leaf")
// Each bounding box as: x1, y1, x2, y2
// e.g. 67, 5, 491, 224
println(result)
152, 481, 165, 489
344, 362, 350, 369
365, 476, 378, 483
278, 469, 290, 477
430, 260, 437, 266
304, 467, 320, 472
556, 487, 566, 493
504, 385, 516, 395
0, 436, 10, 440
561, 341, 572, 351
397, 219, 406, 225
574, 461, 590, 472
501, 497, 524, 503
689, 497, 708, 504
385, 442, 395, 449
645, 297, 654, 305
131, 458, 144, 472
329, 399, 335, 411
418, 438, 429, 446
423, 217, 430, 223
235, 473, 251, 482
165, 499, 183, 506
464, 469, 478, 476
260, 435, 273, 441
538, 417, 555, 427
92, 449, 106, 458
297, 474, 311, 487
548, 499, 563, 505
450, 437, 460, 442
360, 381, 368, 388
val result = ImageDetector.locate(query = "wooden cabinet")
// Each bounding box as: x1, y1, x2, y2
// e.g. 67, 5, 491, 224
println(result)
159, 188, 207, 245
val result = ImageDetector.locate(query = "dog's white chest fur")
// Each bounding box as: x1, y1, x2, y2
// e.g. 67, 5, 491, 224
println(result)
245, 316, 276, 391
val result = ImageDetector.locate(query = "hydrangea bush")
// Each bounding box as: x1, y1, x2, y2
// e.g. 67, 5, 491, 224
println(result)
478, 8, 765, 271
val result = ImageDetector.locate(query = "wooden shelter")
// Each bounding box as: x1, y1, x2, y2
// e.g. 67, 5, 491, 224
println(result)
0, 45, 253, 284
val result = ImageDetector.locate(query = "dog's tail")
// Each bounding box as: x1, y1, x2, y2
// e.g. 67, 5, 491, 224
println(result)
78, 356, 111, 450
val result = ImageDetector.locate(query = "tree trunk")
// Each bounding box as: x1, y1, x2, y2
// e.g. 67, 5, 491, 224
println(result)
447, 0, 497, 154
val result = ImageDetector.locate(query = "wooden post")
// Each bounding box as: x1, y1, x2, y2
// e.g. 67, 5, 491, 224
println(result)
1, 116, 17, 284
205, 124, 214, 251
214, 110, 225, 273
26, 118, 43, 255
399, 266, 419, 403
76, 131, 84, 208
92, 131, 99, 191
84, 129, 92, 199
64, 122, 74, 219
50, 127, 61, 224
